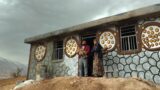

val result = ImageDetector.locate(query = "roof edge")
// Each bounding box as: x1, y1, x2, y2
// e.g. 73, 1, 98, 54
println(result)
24, 4, 160, 44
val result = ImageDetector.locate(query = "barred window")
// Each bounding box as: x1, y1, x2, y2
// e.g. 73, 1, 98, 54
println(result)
120, 24, 138, 52
53, 41, 63, 60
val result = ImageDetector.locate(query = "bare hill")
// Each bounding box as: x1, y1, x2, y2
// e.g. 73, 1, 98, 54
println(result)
0, 57, 27, 79
18, 77, 160, 90
0, 77, 26, 90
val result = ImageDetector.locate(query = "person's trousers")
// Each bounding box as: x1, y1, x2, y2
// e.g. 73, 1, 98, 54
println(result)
79, 57, 88, 76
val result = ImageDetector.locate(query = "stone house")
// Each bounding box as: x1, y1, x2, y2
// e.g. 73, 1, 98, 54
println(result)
25, 4, 160, 84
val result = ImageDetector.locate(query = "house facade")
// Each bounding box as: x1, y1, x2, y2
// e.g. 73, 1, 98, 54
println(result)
25, 4, 160, 84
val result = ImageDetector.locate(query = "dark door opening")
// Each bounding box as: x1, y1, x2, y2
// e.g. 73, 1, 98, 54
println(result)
81, 34, 96, 76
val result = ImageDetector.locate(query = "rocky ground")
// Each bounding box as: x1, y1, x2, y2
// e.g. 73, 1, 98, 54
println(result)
17, 77, 160, 90
0, 77, 26, 90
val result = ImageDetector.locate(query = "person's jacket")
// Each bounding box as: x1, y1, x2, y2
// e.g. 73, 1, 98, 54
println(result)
79, 45, 90, 58
91, 43, 103, 59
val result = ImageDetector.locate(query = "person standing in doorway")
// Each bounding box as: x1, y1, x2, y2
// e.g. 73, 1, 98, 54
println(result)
77, 40, 90, 77
91, 39, 107, 77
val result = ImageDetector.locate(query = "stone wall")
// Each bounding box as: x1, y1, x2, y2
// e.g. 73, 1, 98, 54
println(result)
104, 17, 160, 84
104, 48, 160, 84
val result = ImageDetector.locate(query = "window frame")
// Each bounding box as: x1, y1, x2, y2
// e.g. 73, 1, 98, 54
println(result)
117, 22, 141, 54
52, 40, 64, 61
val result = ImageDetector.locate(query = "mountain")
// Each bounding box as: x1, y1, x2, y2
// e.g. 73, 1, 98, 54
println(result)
0, 57, 27, 79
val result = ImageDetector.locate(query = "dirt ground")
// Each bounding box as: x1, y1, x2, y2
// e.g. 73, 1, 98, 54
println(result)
0, 77, 26, 90
17, 77, 160, 90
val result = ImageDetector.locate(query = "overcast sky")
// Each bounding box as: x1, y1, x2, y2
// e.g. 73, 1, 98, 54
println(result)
0, 0, 160, 65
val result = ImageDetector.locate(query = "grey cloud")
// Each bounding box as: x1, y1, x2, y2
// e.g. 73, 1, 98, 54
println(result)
0, 0, 160, 65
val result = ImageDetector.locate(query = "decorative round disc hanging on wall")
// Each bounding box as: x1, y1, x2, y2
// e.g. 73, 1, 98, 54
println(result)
98, 31, 116, 51
34, 45, 47, 61
65, 37, 78, 58
141, 22, 160, 50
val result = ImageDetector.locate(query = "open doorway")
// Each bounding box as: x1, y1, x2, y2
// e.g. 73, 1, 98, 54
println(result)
81, 34, 96, 76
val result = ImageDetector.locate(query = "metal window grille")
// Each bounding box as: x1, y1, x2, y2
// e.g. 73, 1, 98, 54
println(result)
120, 24, 138, 51
54, 41, 63, 60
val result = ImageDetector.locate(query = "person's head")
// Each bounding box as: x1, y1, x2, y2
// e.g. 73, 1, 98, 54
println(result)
82, 40, 87, 45
93, 39, 98, 45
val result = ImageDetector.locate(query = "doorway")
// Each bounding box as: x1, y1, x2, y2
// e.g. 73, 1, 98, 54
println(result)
81, 34, 96, 76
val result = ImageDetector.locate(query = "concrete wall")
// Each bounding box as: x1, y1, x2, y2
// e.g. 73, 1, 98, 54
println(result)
27, 41, 53, 80
27, 36, 79, 80
53, 35, 79, 76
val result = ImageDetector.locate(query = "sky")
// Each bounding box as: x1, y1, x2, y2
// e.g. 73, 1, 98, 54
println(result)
0, 0, 160, 65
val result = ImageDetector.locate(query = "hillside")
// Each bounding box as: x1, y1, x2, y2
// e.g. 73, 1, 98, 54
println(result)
18, 77, 160, 90
0, 57, 27, 79
0, 77, 26, 90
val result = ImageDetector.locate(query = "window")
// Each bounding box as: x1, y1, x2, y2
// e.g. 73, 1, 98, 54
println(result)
53, 41, 63, 60
119, 24, 138, 53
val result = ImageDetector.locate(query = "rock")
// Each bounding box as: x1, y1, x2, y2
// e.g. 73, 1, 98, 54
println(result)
133, 56, 140, 64
126, 57, 132, 64
60, 71, 65, 76
130, 63, 136, 70
103, 60, 107, 66
61, 64, 66, 70
112, 64, 118, 71
113, 71, 118, 77
124, 65, 131, 72
112, 51, 117, 57
108, 52, 112, 56
143, 63, 151, 70
150, 66, 159, 74
145, 51, 153, 58
142, 48, 146, 51
124, 55, 130, 58
145, 71, 154, 82
108, 66, 113, 72
107, 73, 112, 78
136, 65, 144, 71
103, 66, 107, 72
56, 70, 61, 76
118, 64, 124, 70
125, 73, 131, 78
131, 54, 136, 57
138, 52, 145, 58
103, 57, 108, 61
117, 54, 124, 58
107, 60, 113, 65
151, 53, 159, 61
154, 75, 160, 84
159, 52, 160, 57
119, 71, 125, 77
149, 58, 156, 66
138, 72, 145, 79
113, 57, 119, 64
120, 58, 126, 65
107, 55, 113, 60
131, 71, 138, 77
13, 80, 35, 90
157, 61, 160, 69
140, 56, 148, 64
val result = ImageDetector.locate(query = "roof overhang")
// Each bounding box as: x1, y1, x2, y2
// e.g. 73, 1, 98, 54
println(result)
24, 4, 160, 44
